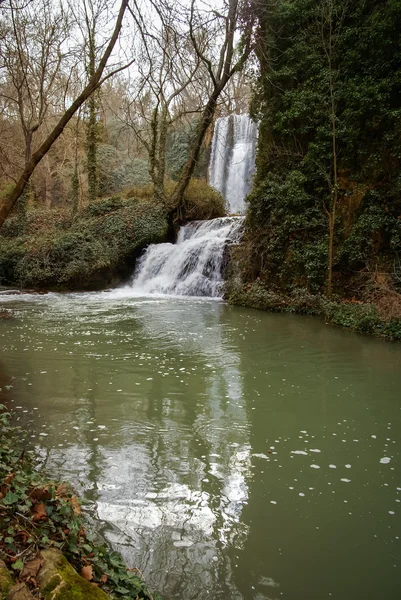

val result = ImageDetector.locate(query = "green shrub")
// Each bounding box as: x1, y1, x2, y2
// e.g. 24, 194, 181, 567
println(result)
0, 200, 169, 289
0, 238, 26, 285
225, 278, 401, 340
81, 195, 126, 218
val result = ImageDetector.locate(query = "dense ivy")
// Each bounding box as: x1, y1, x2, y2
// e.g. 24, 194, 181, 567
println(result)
245, 0, 401, 296
0, 199, 169, 289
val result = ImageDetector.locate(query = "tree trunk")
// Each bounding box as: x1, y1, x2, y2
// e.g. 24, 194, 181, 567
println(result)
87, 93, 98, 202
86, 37, 98, 203
170, 91, 220, 214
327, 28, 338, 298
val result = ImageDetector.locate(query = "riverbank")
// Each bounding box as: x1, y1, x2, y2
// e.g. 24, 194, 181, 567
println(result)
0, 181, 225, 292
0, 198, 170, 291
225, 280, 401, 341
0, 405, 161, 600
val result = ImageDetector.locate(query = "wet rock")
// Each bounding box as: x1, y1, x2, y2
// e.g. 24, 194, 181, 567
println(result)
37, 549, 109, 600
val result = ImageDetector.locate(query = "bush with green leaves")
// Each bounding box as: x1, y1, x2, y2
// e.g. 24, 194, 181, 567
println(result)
0, 199, 169, 289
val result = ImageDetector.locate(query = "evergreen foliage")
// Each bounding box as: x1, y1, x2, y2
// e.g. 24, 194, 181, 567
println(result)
0, 405, 160, 599
0, 199, 169, 290
245, 0, 401, 297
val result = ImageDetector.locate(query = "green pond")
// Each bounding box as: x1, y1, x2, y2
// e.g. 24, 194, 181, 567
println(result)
0, 291, 400, 600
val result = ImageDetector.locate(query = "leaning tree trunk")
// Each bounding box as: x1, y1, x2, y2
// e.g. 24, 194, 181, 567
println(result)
170, 90, 221, 219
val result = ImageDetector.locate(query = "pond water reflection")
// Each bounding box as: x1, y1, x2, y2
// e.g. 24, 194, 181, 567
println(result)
0, 291, 400, 599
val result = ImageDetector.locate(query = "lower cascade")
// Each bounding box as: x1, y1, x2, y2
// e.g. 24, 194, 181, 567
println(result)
129, 217, 243, 297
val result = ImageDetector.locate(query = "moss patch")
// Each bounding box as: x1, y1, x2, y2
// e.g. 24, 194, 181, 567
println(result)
0, 559, 14, 596
38, 550, 109, 600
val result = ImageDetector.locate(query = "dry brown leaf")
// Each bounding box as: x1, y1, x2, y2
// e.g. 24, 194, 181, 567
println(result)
100, 574, 108, 584
81, 565, 93, 581
30, 487, 51, 501
56, 482, 68, 497
32, 502, 47, 522
69, 495, 81, 516
21, 557, 42, 580
5, 472, 15, 485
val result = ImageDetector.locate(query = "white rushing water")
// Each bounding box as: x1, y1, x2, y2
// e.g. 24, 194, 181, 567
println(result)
129, 217, 243, 297
209, 114, 258, 214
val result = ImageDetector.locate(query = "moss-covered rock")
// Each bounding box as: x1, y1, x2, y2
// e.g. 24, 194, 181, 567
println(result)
0, 560, 14, 597
37, 550, 109, 600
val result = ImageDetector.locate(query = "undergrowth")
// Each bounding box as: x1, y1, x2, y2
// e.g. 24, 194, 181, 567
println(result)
0, 198, 169, 289
225, 280, 401, 340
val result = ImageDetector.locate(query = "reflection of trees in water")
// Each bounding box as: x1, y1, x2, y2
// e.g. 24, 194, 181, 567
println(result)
0, 358, 13, 408
3, 296, 253, 599
88, 300, 252, 599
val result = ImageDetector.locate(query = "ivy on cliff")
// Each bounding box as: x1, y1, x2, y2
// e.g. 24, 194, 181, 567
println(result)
246, 0, 401, 296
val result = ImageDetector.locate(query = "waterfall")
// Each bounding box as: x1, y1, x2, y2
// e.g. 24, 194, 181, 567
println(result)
128, 217, 243, 298
209, 114, 258, 214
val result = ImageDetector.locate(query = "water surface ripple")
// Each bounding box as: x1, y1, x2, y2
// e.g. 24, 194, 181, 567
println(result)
0, 292, 400, 600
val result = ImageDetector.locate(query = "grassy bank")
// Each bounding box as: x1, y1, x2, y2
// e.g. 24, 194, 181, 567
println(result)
225, 280, 401, 341
0, 405, 161, 600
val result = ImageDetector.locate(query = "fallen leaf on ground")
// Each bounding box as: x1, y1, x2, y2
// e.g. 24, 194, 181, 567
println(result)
5, 472, 15, 485
69, 495, 81, 516
21, 556, 42, 580
32, 502, 47, 521
100, 574, 108, 583
56, 482, 68, 497
81, 565, 93, 581
30, 487, 51, 501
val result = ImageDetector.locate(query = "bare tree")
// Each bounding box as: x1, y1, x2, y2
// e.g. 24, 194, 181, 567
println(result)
117, 0, 259, 212
0, 0, 130, 229
120, 0, 205, 203
0, 0, 69, 212
70, 0, 111, 203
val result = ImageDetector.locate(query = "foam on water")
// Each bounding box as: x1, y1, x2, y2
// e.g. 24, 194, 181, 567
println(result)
127, 217, 243, 298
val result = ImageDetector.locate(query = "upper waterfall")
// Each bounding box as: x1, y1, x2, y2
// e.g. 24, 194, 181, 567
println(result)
208, 114, 258, 214
128, 217, 243, 298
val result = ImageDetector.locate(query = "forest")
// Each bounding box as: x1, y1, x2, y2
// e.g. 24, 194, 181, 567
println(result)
1, 2, 401, 600
0, 0, 400, 338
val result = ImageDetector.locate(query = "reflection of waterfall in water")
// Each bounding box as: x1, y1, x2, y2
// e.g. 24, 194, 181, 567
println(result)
128, 217, 243, 298
209, 114, 258, 214
33, 296, 250, 599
